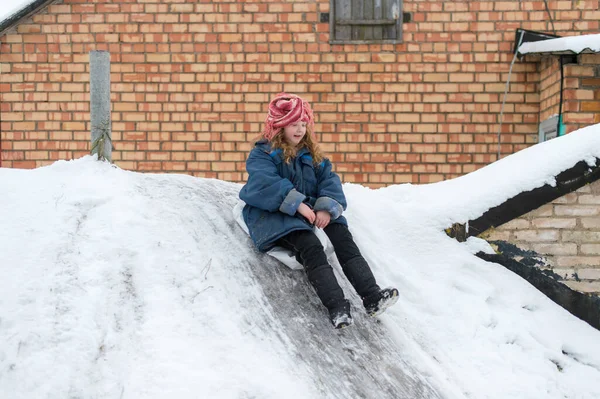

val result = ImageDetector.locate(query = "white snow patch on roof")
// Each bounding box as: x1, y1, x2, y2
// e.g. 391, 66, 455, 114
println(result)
519, 33, 600, 55
0, 0, 38, 23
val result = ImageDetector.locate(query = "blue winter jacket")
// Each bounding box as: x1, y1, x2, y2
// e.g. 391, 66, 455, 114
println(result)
239, 140, 348, 252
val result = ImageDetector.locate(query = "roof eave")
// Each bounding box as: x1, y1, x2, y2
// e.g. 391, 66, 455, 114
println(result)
0, 0, 58, 37
519, 48, 600, 57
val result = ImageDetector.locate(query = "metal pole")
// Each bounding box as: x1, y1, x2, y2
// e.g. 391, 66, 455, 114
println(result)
89, 51, 112, 162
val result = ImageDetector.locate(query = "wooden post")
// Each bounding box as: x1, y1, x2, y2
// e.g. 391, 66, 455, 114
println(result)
89, 51, 112, 162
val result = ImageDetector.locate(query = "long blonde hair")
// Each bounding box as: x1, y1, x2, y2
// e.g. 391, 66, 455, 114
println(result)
269, 125, 324, 165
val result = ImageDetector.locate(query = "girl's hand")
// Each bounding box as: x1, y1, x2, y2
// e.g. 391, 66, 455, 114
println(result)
314, 210, 331, 229
297, 203, 316, 224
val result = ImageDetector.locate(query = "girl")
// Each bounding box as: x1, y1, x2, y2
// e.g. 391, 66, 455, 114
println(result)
239, 93, 398, 329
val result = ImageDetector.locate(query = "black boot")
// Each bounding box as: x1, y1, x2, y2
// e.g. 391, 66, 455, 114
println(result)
329, 302, 353, 329
363, 287, 399, 317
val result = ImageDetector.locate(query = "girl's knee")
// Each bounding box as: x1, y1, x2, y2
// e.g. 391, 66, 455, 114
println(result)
300, 233, 324, 255
289, 229, 322, 247
294, 231, 328, 265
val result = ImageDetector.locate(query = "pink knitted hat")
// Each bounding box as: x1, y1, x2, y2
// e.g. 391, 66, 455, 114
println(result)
263, 93, 315, 140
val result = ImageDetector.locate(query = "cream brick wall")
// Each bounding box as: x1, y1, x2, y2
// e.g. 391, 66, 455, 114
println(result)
483, 179, 600, 294
539, 57, 561, 123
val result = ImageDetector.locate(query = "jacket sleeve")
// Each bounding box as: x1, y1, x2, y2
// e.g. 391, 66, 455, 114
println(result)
314, 159, 347, 220
239, 149, 306, 216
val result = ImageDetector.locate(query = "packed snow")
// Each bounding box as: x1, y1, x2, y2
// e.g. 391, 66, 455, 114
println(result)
1, 123, 600, 399
518, 33, 600, 55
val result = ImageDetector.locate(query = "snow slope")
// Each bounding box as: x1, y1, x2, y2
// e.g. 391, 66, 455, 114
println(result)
0, 160, 439, 399
1, 124, 600, 398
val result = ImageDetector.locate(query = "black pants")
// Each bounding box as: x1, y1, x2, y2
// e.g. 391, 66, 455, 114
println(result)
276, 223, 380, 312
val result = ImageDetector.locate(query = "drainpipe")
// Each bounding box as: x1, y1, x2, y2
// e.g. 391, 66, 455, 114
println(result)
557, 55, 565, 137
498, 30, 525, 160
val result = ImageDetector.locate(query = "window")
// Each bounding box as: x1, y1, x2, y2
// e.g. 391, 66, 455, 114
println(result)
330, 0, 403, 44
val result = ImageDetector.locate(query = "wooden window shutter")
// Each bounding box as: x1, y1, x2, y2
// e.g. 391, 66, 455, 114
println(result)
330, 0, 403, 44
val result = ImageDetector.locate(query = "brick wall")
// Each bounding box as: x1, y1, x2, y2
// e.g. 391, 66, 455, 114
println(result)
482, 179, 600, 294
536, 53, 600, 136
1, 0, 600, 187
539, 56, 561, 122
564, 53, 600, 133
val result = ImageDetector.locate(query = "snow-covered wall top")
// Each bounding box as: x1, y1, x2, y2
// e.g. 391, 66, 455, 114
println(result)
379, 123, 600, 228
518, 33, 600, 55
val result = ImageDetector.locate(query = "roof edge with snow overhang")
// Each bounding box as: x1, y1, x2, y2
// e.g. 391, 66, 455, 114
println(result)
452, 157, 600, 239
518, 33, 600, 56
0, 0, 58, 37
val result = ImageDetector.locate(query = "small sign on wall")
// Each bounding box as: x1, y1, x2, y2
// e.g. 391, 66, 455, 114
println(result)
539, 115, 561, 142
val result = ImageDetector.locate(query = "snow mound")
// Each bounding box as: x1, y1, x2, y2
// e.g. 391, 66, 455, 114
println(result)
2, 124, 600, 399
0, 158, 439, 399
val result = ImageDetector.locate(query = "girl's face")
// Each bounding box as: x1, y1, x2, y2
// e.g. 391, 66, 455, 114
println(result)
282, 121, 307, 146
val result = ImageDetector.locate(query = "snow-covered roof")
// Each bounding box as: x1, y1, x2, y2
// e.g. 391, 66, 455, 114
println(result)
518, 33, 600, 55
0, 0, 54, 36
